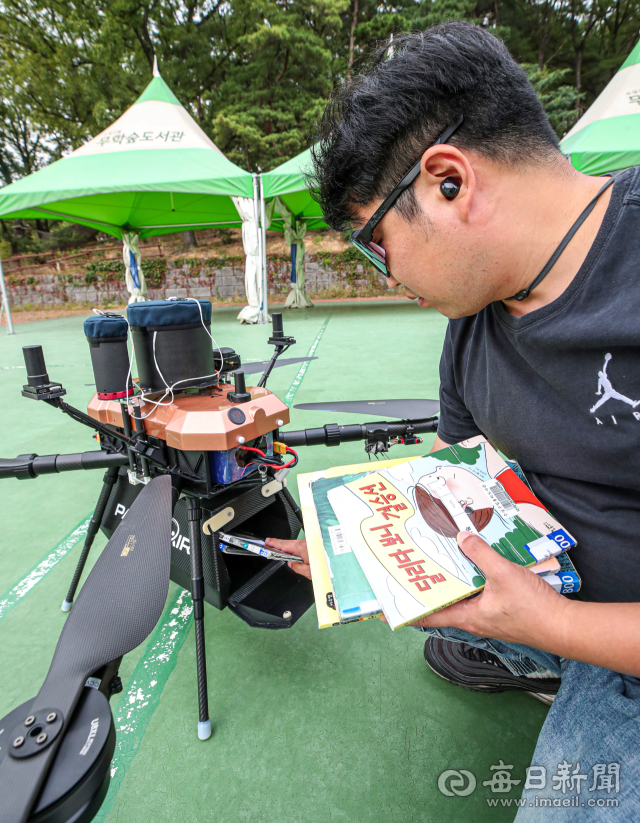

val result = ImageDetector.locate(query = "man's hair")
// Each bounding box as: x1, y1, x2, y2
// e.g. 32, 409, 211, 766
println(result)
310, 23, 562, 231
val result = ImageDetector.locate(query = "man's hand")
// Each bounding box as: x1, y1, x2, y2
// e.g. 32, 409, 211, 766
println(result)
265, 537, 311, 580
404, 531, 570, 649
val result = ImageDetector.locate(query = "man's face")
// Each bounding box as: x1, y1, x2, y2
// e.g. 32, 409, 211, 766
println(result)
351, 186, 498, 319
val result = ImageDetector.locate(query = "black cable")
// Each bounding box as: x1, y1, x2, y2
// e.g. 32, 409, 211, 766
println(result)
507, 174, 620, 302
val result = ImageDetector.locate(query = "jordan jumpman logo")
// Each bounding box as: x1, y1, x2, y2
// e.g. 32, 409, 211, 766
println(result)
590, 353, 640, 413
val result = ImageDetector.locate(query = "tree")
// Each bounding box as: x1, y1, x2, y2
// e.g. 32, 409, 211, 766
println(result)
0, 0, 638, 192
211, 0, 347, 171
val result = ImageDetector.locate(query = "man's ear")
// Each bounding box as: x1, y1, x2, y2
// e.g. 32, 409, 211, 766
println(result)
418, 146, 475, 221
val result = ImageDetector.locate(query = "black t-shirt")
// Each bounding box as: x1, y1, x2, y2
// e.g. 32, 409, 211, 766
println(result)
437, 166, 640, 603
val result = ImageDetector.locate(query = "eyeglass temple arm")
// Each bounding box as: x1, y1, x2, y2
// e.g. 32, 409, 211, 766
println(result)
361, 113, 465, 240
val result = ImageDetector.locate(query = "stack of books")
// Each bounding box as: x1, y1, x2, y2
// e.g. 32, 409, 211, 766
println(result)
298, 436, 581, 630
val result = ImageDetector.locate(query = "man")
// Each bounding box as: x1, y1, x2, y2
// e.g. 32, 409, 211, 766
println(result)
267, 22, 640, 818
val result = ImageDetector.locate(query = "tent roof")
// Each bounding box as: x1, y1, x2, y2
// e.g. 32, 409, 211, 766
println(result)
262, 148, 328, 231
0, 72, 254, 239
561, 40, 640, 174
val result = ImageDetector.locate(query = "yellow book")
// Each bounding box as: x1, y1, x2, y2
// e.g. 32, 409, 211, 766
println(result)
299, 436, 576, 630
297, 455, 420, 629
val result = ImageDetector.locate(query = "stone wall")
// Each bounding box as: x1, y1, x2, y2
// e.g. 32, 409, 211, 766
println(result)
5, 253, 390, 308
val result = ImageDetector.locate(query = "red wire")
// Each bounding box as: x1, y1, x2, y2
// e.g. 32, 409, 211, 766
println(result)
281, 446, 298, 468
238, 445, 268, 458
237, 443, 298, 469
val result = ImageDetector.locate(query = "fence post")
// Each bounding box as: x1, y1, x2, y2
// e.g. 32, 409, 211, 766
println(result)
0, 256, 15, 334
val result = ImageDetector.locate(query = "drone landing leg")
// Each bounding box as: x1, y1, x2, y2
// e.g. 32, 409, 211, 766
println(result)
187, 497, 211, 741
62, 464, 120, 611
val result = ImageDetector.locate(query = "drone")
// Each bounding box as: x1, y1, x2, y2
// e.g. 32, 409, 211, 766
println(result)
0, 299, 439, 823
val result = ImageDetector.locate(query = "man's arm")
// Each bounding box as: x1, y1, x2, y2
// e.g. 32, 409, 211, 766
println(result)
430, 434, 451, 453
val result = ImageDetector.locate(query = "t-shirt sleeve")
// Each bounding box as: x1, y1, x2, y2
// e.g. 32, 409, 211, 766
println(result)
437, 324, 483, 445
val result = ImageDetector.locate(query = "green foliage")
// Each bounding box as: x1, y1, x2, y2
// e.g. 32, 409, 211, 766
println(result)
523, 65, 584, 137
211, 228, 234, 245
84, 260, 125, 285
84, 258, 167, 287
142, 259, 168, 288
0, 0, 638, 190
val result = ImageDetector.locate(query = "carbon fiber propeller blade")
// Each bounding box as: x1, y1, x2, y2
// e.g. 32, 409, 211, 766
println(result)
294, 399, 440, 419
242, 356, 317, 375
0, 475, 172, 823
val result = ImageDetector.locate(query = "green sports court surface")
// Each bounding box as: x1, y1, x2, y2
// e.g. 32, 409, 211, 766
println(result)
0, 301, 546, 823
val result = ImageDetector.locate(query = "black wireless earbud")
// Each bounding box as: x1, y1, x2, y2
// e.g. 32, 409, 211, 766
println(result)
440, 177, 461, 200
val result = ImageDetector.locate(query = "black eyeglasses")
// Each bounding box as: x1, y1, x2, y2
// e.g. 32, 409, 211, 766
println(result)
349, 113, 464, 278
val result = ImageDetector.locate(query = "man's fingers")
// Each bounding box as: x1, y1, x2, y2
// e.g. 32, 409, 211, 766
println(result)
288, 560, 311, 580
265, 537, 308, 560
263, 538, 311, 579
457, 531, 511, 581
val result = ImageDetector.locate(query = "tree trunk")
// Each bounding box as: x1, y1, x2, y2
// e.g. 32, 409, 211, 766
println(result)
576, 47, 583, 92
575, 48, 584, 114
183, 230, 198, 250
347, 0, 359, 82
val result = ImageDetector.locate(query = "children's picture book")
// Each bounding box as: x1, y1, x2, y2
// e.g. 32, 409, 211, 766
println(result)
301, 436, 577, 630
311, 472, 381, 624
537, 550, 582, 594
298, 456, 420, 629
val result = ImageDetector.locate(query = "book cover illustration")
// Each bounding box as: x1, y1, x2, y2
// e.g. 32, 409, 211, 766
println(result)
297, 456, 421, 629
311, 473, 381, 623
326, 436, 576, 629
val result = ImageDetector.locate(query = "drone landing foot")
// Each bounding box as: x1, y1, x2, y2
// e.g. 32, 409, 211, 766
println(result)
187, 497, 211, 741
62, 465, 120, 612
198, 719, 212, 740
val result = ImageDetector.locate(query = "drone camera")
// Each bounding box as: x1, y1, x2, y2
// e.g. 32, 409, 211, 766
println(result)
267, 311, 295, 347
21, 345, 66, 401
272, 312, 284, 340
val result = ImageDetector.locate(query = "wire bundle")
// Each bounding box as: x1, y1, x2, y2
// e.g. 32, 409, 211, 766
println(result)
238, 444, 298, 471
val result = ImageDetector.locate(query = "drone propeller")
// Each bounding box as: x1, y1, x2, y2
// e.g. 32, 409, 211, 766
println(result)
242, 356, 317, 375
293, 399, 440, 419
0, 475, 172, 823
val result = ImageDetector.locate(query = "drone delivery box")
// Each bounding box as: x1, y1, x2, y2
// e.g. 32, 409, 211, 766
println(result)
299, 436, 577, 630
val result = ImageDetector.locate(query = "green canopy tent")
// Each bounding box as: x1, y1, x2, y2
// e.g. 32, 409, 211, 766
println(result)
0, 61, 258, 307
561, 41, 640, 174
261, 149, 328, 309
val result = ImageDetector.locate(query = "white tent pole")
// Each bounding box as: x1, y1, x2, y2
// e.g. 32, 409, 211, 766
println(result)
252, 174, 263, 322
259, 174, 268, 325
0, 257, 15, 335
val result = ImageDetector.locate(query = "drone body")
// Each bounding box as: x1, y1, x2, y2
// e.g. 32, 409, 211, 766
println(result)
0, 299, 439, 823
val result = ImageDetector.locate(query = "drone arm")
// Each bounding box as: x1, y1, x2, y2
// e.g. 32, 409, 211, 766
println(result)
279, 417, 439, 448
0, 451, 129, 480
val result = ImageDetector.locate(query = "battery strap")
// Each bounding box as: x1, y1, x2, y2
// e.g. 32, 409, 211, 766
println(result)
507, 173, 620, 302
